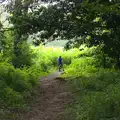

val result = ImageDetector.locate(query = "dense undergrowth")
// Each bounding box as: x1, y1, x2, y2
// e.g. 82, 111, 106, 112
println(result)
0, 44, 48, 119
0, 42, 81, 119
1, 39, 120, 120
63, 47, 120, 120
32, 44, 120, 120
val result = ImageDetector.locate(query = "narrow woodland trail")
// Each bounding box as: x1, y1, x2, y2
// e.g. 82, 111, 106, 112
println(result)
20, 71, 72, 120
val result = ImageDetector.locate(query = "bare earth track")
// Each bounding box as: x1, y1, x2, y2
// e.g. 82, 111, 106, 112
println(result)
20, 71, 72, 120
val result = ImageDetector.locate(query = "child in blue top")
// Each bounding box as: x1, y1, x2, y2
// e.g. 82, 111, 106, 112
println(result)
58, 56, 63, 71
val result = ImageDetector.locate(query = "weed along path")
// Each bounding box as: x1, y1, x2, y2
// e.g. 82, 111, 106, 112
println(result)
21, 71, 72, 120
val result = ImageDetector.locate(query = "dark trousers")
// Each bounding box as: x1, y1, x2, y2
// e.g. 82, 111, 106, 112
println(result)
58, 64, 63, 71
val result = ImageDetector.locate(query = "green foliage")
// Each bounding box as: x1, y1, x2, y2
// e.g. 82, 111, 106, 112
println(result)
0, 39, 117, 117
0, 25, 120, 120
0, 44, 81, 112
3, 87, 24, 108
0, 62, 41, 109
64, 57, 97, 78
31, 45, 81, 68
5, 0, 120, 68
64, 57, 120, 120
4, 0, 120, 69
12, 41, 34, 68
2, 31, 14, 63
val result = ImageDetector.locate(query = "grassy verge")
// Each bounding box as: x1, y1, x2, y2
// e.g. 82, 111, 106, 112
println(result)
63, 57, 120, 120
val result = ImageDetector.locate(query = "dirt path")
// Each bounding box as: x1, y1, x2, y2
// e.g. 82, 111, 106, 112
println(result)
20, 71, 72, 120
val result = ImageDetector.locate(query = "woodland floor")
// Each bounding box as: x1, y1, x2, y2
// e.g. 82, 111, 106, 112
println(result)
17, 71, 72, 120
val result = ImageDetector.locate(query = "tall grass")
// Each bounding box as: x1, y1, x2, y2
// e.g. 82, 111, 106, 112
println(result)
63, 52, 120, 120
31, 45, 81, 69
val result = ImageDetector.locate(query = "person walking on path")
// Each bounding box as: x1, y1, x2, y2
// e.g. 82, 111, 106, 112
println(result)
58, 56, 63, 72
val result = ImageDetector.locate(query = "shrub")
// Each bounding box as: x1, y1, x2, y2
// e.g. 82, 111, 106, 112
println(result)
12, 41, 34, 68
3, 87, 24, 108
65, 65, 120, 120
63, 52, 120, 120
0, 62, 41, 109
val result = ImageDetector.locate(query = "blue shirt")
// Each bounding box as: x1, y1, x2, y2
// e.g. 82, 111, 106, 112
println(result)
58, 57, 62, 65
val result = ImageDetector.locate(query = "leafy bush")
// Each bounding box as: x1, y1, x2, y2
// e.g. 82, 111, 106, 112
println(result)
0, 62, 41, 109
12, 41, 34, 68
64, 57, 97, 78
64, 57, 120, 120
3, 87, 24, 108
